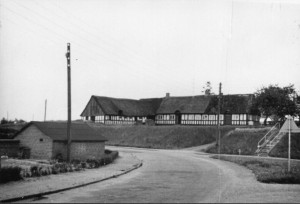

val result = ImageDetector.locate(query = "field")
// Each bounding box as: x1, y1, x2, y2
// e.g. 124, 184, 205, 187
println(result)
91, 124, 235, 149
211, 154, 300, 184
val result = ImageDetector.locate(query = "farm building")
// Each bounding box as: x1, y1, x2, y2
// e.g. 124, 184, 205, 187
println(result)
81, 93, 260, 126
14, 122, 107, 160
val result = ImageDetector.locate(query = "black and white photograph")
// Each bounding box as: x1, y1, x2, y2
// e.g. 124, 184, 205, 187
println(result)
0, 0, 300, 203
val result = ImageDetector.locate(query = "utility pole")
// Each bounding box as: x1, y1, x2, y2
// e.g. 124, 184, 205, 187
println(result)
44, 99, 47, 122
217, 83, 222, 159
288, 116, 291, 172
66, 43, 72, 162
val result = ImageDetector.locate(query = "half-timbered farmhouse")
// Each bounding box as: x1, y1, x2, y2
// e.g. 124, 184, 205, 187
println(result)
81, 93, 260, 126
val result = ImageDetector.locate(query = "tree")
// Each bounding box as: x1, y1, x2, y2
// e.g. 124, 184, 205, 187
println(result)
253, 84, 299, 125
0, 118, 8, 124
202, 81, 214, 95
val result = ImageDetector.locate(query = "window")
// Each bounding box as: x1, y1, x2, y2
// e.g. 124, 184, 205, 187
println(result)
202, 115, 208, 120
209, 115, 215, 120
40, 138, 43, 142
195, 114, 201, 120
170, 115, 175, 120
188, 115, 194, 120
240, 114, 246, 120
232, 114, 239, 120
219, 114, 224, 120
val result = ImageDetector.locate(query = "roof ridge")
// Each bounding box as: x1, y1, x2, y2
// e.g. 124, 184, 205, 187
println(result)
93, 95, 139, 101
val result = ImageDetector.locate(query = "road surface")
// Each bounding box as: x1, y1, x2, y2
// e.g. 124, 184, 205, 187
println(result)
20, 146, 300, 203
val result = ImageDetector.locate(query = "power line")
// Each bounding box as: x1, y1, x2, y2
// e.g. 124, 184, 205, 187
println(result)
3, 2, 196, 94
10, 1, 183, 89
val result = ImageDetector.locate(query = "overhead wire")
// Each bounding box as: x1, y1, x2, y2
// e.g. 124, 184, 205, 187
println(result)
46, 0, 193, 93
12, 0, 186, 93
3, 1, 194, 94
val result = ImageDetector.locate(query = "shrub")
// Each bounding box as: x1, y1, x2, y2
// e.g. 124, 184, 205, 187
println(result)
85, 150, 119, 168
0, 166, 22, 183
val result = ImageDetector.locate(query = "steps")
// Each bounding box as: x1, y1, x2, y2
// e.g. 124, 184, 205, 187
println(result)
256, 123, 285, 157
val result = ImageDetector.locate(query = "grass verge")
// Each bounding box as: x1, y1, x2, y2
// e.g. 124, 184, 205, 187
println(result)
92, 125, 235, 149
0, 149, 118, 184
211, 155, 300, 184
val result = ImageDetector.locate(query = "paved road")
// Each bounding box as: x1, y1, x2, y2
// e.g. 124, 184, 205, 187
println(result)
21, 146, 300, 203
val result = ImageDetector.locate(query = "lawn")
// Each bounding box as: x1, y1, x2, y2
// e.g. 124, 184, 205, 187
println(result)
211, 154, 300, 184
92, 125, 235, 149
206, 127, 271, 155
206, 127, 300, 159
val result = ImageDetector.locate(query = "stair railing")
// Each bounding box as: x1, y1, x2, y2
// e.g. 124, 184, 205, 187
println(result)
267, 131, 286, 152
256, 123, 280, 153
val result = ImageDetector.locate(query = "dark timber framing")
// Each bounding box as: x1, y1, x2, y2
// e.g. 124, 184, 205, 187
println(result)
80, 94, 260, 126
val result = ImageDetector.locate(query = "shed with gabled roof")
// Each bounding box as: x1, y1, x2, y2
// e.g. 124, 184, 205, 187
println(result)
14, 122, 107, 160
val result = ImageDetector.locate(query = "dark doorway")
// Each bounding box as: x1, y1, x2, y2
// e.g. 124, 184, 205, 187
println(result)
91, 116, 95, 122
175, 110, 181, 125
224, 114, 232, 125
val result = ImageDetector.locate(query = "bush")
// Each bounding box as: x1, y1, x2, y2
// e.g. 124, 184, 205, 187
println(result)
86, 150, 119, 167
0, 166, 22, 183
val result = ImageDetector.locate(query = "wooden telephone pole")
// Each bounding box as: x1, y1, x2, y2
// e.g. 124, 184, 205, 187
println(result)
44, 99, 47, 122
66, 43, 72, 162
217, 83, 222, 159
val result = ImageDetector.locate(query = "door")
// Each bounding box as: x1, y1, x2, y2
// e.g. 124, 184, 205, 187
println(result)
175, 111, 181, 125
224, 114, 232, 125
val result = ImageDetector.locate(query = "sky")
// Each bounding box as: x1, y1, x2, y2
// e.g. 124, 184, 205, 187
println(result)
1, 0, 300, 122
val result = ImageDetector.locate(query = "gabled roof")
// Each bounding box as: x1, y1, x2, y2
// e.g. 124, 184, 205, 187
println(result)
156, 95, 212, 114
205, 94, 255, 114
83, 96, 162, 117
15, 122, 107, 142
81, 93, 256, 116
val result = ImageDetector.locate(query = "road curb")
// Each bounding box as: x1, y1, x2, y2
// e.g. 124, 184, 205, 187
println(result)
0, 161, 143, 203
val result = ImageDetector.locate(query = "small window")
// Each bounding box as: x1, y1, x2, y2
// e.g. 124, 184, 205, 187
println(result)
209, 115, 215, 120
202, 115, 208, 120
195, 114, 201, 120
40, 138, 43, 142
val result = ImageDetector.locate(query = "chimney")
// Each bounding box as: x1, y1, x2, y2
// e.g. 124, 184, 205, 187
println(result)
166, 93, 170, 98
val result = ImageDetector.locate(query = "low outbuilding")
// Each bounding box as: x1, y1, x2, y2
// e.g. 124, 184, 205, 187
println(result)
14, 121, 107, 161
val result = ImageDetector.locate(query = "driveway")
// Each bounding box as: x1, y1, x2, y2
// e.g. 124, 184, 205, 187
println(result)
20, 146, 300, 203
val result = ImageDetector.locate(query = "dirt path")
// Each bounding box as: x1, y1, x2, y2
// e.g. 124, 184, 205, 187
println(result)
182, 141, 216, 152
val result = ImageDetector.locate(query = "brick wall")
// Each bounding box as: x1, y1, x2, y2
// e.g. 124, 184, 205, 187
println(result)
52, 141, 67, 160
0, 140, 20, 157
53, 141, 105, 161
70, 142, 105, 160
14, 125, 53, 160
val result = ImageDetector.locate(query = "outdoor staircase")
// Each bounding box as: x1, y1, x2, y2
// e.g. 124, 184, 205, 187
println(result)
255, 123, 286, 157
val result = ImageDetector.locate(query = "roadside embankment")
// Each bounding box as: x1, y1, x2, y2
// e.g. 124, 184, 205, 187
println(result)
206, 127, 300, 159
91, 125, 235, 149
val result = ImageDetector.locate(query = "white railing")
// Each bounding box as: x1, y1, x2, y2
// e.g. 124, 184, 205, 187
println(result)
256, 123, 280, 153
